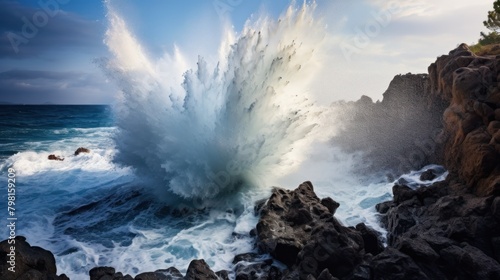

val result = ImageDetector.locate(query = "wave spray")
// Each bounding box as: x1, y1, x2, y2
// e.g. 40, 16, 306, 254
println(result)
103, 2, 328, 200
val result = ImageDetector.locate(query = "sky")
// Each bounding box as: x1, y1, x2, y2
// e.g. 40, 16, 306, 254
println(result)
0, 0, 493, 104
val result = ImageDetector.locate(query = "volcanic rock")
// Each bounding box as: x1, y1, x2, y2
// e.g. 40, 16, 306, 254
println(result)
429, 43, 500, 196
377, 177, 500, 279
420, 169, 437, 181
134, 271, 168, 280
256, 182, 382, 279
75, 147, 91, 156
48, 154, 64, 161
184, 259, 218, 280
0, 236, 68, 280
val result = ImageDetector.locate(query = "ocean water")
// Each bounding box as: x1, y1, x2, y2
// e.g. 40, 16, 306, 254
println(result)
0, 106, 448, 280
0, 3, 449, 280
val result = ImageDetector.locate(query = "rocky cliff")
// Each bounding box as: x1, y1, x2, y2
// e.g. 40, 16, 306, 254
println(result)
330, 73, 447, 177
429, 43, 500, 197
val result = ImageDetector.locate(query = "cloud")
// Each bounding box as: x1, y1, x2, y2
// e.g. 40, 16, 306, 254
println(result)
0, 69, 115, 104
0, 0, 104, 59
310, 0, 493, 104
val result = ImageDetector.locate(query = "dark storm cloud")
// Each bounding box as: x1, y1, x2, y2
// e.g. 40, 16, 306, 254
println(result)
0, 69, 75, 80
0, 69, 114, 104
0, 0, 104, 59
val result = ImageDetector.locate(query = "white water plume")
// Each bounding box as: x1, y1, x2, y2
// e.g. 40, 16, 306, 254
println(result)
103, 2, 331, 199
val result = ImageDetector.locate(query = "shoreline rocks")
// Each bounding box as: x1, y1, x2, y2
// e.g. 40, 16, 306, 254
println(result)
376, 177, 500, 279
48, 154, 64, 161
0, 236, 69, 280
2, 44, 500, 279
3, 180, 499, 279
75, 147, 91, 156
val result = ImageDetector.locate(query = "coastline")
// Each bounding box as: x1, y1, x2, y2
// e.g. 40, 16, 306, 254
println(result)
2, 44, 500, 279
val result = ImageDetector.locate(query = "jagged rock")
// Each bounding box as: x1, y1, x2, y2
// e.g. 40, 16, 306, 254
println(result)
394, 237, 439, 262
232, 253, 276, 280
257, 182, 369, 279
0, 236, 67, 280
420, 169, 437, 181
330, 73, 447, 175
184, 259, 218, 280
316, 269, 337, 280
346, 259, 372, 280
75, 147, 91, 155
232, 253, 261, 264
375, 201, 393, 214
355, 223, 384, 256
135, 271, 168, 280
493, 197, 500, 221
392, 184, 417, 204
385, 202, 416, 244
440, 243, 500, 279
48, 154, 64, 161
370, 248, 429, 280
215, 270, 230, 280
429, 44, 500, 197
90, 266, 115, 280
114, 272, 134, 280
378, 172, 500, 278
320, 197, 340, 215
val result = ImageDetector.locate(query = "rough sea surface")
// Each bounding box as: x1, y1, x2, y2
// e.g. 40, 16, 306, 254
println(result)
0, 105, 448, 279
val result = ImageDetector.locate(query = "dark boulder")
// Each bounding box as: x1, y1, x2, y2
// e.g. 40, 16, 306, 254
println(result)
75, 147, 91, 155
320, 197, 340, 215
89, 266, 116, 280
392, 184, 417, 204
184, 259, 218, 280
48, 154, 64, 161
0, 236, 67, 280
135, 271, 168, 280
440, 243, 500, 279
356, 223, 384, 255
256, 182, 369, 279
420, 169, 437, 181
370, 248, 429, 280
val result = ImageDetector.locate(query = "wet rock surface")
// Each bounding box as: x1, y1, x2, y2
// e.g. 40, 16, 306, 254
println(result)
376, 177, 500, 279
0, 236, 69, 280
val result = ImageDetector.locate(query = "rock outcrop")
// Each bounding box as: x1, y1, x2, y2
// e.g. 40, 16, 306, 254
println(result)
89, 259, 225, 280
255, 182, 378, 279
371, 43, 500, 279
75, 147, 91, 156
48, 154, 64, 161
429, 43, 500, 197
330, 73, 448, 177
0, 236, 69, 280
376, 177, 500, 279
